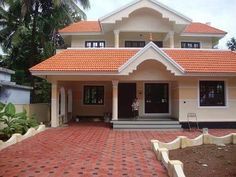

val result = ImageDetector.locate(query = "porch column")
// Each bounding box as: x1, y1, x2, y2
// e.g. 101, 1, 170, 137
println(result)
51, 81, 59, 127
112, 80, 119, 120
114, 30, 120, 48
169, 31, 175, 48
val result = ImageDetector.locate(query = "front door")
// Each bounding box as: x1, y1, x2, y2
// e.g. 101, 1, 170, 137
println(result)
145, 83, 169, 114
118, 83, 136, 118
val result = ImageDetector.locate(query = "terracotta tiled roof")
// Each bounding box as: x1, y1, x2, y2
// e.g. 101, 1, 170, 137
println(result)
59, 21, 101, 33
164, 50, 236, 73
183, 22, 226, 34
30, 48, 236, 74
30, 49, 139, 71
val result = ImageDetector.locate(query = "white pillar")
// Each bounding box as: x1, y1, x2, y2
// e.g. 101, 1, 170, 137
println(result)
51, 82, 59, 127
114, 30, 120, 48
169, 31, 175, 48
112, 80, 119, 120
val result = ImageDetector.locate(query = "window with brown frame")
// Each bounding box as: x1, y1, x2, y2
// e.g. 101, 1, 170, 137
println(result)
83, 86, 104, 105
125, 41, 145, 48
181, 42, 200, 48
199, 81, 225, 107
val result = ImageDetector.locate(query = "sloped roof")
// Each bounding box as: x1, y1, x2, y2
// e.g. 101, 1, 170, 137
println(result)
30, 49, 139, 71
30, 48, 236, 74
59, 21, 101, 33
183, 22, 227, 34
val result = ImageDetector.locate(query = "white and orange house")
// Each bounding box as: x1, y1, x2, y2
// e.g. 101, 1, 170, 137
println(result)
30, 0, 236, 129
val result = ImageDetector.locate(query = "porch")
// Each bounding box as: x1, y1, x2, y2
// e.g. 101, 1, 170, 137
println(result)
52, 78, 181, 129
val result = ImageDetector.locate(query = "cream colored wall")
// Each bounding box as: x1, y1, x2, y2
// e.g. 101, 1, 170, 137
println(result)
15, 104, 50, 124
71, 32, 114, 48
71, 81, 112, 117
174, 35, 213, 49
114, 8, 173, 33
119, 60, 175, 81
177, 77, 236, 122
171, 81, 179, 119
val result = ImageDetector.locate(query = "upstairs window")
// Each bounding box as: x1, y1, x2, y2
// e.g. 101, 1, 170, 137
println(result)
153, 41, 163, 48
199, 81, 226, 107
181, 42, 200, 48
83, 86, 104, 105
125, 41, 145, 48
85, 41, 105, 48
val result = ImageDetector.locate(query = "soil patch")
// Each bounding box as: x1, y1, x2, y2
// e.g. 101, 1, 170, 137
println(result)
0, 134, 8, 142
169, 144, 236, 177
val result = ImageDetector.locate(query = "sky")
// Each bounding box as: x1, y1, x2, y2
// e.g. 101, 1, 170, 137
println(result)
85, 0, 236, 49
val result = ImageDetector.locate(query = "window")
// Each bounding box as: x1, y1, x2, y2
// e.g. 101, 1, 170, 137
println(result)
85, 41, 105, 48
125, 41, 145, 48
181, 42, 200, 48
83, 86, 104, 105
199, 81, 225, 107
153, 41, 163, 48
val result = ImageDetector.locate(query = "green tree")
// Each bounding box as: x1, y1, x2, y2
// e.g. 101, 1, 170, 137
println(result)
0, 0, 90, 103
227, 37, 236, 51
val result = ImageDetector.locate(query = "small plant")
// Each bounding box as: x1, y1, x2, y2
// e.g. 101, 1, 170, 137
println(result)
0, 102, 38, 138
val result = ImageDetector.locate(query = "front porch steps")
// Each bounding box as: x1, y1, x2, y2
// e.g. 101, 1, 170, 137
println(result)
111, 117, 182, 130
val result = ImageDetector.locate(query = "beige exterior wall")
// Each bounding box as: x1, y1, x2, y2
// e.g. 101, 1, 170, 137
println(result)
15, 104, 50, 124
114, 8, 173, 33
177, 77, 236, 122
71, 81, 112, 117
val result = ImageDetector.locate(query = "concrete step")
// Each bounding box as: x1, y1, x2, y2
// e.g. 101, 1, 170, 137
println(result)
111, 119, 182, 129
113, 124, 182, 129
111, 120, 180, 125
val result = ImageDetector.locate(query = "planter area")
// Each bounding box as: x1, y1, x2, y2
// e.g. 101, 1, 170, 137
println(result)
0, 124, 46, 151
169, 144, 236, 177
151, 133, 236, 177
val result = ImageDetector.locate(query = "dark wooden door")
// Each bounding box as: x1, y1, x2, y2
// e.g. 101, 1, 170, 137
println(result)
145, 83, 169, 113
118, 83, 136, 118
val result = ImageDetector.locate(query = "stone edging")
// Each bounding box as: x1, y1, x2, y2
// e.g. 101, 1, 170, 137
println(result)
151, 133, 236, 177
0, 125, 46, 151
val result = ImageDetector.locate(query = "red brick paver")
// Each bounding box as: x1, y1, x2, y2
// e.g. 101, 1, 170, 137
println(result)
0, 123, 235, 177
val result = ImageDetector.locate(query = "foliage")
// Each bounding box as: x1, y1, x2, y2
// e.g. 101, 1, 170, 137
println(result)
227, 37, 236, 51
0, 0, 90, 103
0, 102, 38, 138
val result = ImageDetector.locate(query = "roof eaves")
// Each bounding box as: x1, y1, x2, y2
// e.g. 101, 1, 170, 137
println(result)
0, 67, 15, 74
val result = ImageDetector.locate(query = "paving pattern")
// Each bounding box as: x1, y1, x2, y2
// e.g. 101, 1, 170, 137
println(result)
0, 122, 235, 177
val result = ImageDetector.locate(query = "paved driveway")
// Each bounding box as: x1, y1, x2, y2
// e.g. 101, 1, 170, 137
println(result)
0, 122, 235, 177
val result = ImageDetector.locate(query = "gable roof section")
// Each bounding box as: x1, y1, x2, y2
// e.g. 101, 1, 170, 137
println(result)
59, 21, 101, 33
164, 49, 236, 73
30, 45, 236, 75
183, 22, 227, 35
99, 0, 192, 24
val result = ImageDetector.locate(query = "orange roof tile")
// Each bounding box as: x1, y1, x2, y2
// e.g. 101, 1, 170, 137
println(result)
30, 49, 139, 72
164, 50, 236, 73
30, 48, 236, 74
183, 22, 226, 34
59, 21, 101, 33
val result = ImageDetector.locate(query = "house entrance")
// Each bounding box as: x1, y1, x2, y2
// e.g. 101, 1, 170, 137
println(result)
145, 83, 169, 114
118, 83, 136, 118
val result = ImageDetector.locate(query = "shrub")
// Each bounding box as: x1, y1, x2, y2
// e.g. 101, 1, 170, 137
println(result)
0, 102, 38, 138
